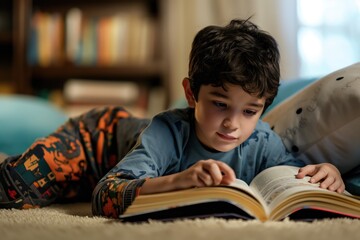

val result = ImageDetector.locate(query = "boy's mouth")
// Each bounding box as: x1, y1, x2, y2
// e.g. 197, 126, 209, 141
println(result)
216, 132, 238, 141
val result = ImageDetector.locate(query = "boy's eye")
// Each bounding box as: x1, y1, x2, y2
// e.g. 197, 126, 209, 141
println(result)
213, 101, 227, 109
244, 109, 257, 116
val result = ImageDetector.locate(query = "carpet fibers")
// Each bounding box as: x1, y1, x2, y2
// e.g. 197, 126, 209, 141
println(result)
1, 203, 359, 240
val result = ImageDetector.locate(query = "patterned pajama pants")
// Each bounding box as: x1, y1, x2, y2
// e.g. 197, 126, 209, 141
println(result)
0, 106, 150, 210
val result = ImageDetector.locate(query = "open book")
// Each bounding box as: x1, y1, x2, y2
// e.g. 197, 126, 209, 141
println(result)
119, 166, 360, 222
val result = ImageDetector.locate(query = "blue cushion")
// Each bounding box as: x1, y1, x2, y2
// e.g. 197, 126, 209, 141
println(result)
262, 78, 316, 117
0, 95, 68, 155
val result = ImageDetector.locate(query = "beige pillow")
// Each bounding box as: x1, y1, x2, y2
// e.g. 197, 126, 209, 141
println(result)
263, 62, 360, 175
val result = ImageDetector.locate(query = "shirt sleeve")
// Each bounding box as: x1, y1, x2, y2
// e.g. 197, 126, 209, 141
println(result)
247, 121, 305, 176
261, 128, 306, 170
92, 111, 188, 218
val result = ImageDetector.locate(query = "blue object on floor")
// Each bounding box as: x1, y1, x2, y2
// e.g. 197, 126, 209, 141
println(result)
0, 95, 68, 155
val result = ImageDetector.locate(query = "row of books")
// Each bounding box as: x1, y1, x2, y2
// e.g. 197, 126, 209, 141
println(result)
27, 8, 157, 67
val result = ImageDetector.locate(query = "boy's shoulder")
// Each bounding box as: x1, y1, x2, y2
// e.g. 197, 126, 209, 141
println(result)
247, 119, 281, 143
155, 107, 193, 122
241, 120, 288, 157
255, 119, 272, 132
152, 107, 194, 132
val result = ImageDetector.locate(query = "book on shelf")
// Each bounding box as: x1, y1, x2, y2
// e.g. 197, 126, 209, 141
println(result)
64, 79, 140, 104
65, 8, 82, 64
27, 11, 64, 66
119, 165, 360, 222
63, 79, 147, 118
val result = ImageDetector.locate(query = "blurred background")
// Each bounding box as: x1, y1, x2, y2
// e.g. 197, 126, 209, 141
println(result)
1, 0, 360, 118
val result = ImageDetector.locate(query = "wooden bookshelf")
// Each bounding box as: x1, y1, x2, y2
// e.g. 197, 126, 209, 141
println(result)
7, 0, 169, 113
30, 64, 163, 89
0, 0, 14, 92
31, 64, 163, 80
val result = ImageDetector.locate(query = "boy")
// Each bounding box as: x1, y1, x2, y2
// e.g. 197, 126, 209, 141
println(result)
0, 19, 344, 218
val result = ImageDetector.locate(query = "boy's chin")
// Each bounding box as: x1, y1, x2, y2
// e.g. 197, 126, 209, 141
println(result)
214, 146, 237, 152
198, 137, 239, 153
206, 143, 238, 153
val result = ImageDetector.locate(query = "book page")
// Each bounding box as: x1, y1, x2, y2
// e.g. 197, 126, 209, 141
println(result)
228, 179, 257, 196
249, 166, 323, 211
227, 179, 268, 212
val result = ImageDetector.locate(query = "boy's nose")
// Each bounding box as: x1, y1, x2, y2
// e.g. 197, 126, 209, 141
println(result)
223, 119, 231, 128
222, 118, 238, 130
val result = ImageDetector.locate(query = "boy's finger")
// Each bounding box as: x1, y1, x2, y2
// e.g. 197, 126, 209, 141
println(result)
198, 171, 213, 186
296, 165, 316, 178
328, 180, 344, 193
203, 162, 223, 185
309, 169, 328, 183
216, 161, 236, 184
319, 175, 335, 189
337, 183, 345, 193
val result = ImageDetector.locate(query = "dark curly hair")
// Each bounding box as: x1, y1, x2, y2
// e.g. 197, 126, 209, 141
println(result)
188, 18, 280, 111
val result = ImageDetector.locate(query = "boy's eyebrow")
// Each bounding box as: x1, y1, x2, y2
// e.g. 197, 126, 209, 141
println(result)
248, 102, 264, 108
210, 91, 264, 108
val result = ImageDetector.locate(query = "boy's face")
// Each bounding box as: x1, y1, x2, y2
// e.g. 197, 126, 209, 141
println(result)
183, 78, 266, 152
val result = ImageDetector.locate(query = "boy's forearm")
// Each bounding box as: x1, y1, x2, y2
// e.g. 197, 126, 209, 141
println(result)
92, 178, 146, 218
139, 174, 179, 195
91, 175, 179, 218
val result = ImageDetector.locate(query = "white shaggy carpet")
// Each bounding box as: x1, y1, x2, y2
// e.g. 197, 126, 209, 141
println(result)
1, 203, 359, 240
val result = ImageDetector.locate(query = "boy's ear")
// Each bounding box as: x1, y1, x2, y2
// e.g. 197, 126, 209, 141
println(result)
182, 78, 196, 108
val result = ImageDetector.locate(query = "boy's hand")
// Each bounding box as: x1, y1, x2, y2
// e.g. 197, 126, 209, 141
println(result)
140, 160, 236, 195
175, 159, 236, 189
296, 163, 345, 193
